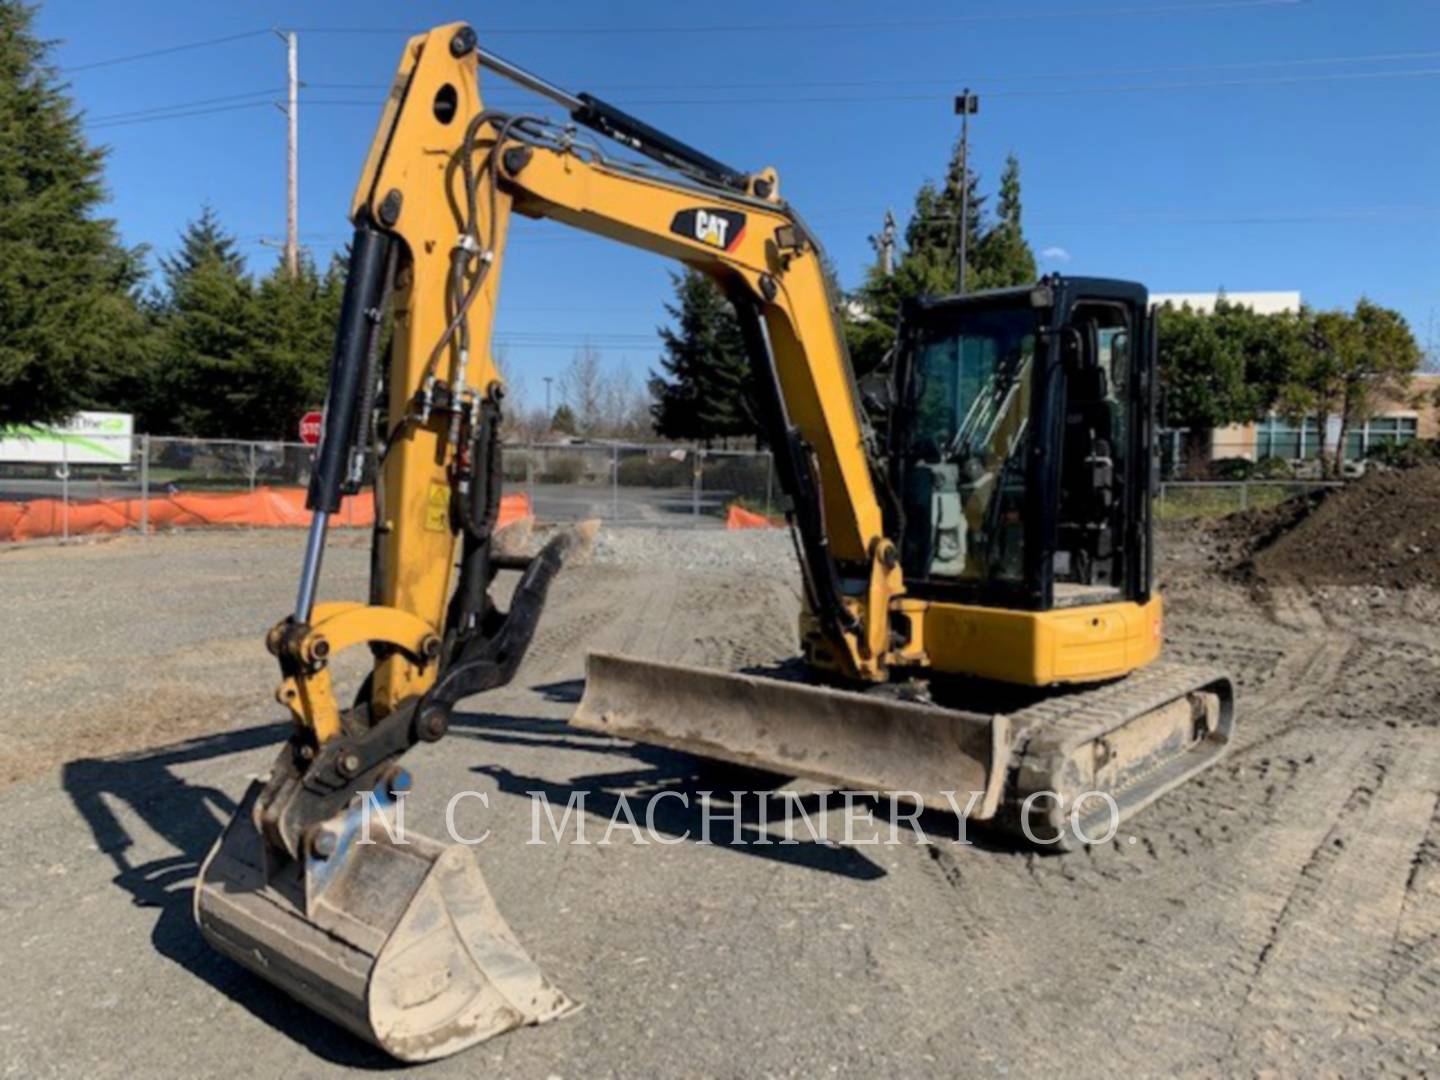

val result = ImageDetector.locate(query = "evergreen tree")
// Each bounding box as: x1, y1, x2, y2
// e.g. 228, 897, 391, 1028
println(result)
0, 0, 151, 426
844, 145, 1037, 375
233, 254, 344, 439
972, 154, 1037, 288
549, 403, 578, 435
158, 204, 245, 287
142, 209, 255, 435
648, 269, 752, 443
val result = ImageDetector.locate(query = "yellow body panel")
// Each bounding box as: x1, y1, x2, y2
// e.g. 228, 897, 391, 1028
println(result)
911, 593, 1163, 687
281, 21, 1164, 738
351, 26, 514, 712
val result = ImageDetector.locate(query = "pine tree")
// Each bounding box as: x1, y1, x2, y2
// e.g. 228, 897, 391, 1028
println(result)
845, 146, 1039, 374
234, 254, 343, 439
844, 143, 979, 374
158, 204, 245, 287
142, 209, 255, 435
972, 154, 1037, 289
648, 269, 753, 444
549, 403, 578, 435
0, 0, 151, 426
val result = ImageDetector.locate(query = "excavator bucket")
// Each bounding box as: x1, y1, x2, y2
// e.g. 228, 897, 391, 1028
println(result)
571, 652, 1011, 817
195, 780, 574, 1063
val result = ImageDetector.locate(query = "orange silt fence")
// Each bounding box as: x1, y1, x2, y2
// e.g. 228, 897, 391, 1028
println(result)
0, 487, 532, 543
724, 503, 782, 530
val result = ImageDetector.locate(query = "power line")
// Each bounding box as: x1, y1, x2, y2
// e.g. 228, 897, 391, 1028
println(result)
291, 1, 1302, 37
87, 88, 283, 125
88, 101, 275, 130
49, 1, 1303, 81
827, 205, 1440, 225
562, 47, 1440, 88
565, 66, 1440, 103
60, 29, 270, 74
307, 48, 1440, 94
296, 66, 1440, 113
78, 46, 1439, 134
87, 58, 1440, 133
983, 66, 1440, 98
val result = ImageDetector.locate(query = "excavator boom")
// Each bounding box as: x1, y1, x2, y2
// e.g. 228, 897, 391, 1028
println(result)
195, 22, 1235, 1063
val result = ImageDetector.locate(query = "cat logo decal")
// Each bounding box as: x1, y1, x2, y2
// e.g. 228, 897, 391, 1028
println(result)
670, 208, 746, 252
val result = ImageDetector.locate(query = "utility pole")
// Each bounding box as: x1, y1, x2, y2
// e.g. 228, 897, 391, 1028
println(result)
543, 376, 554, 417
954, 89, 979, 293
276, 29, 300, 280
869, 209, 897, 277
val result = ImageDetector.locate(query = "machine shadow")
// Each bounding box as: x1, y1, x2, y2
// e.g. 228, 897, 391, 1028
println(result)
60, 726, 404, 1071
450, 709, 889, 880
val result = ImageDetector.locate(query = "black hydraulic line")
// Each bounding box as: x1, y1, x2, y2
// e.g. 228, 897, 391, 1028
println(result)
570, 93, 749, 191
443, 401, 504, 662
473, 45, 750, 192
730, 294, 858, 640
308, 221, 392, 513
348, 242, 397, 498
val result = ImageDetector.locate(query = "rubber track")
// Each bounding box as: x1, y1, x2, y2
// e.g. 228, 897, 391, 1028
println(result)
994, 660, 1234, 843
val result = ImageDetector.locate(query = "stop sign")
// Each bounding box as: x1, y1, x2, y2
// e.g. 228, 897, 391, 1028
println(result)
299, 411, 324, 446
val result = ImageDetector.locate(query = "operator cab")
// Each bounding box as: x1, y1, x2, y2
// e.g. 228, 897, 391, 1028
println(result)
890, 276, 1154, 613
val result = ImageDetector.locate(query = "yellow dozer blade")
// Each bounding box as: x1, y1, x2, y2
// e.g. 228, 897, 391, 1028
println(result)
571, 652, 1234, 847
195, 780, 574, 1062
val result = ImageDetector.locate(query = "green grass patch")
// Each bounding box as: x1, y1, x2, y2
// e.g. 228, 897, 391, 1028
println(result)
1157, 484, 1309, 521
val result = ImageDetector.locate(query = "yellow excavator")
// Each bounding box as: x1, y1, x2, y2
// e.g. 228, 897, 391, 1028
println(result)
195, 22, 1234, 1062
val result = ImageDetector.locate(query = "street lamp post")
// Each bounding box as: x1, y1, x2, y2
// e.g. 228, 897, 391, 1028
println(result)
954, 89, 979, 293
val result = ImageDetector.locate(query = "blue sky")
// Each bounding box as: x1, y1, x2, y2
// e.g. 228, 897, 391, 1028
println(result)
37, 0, 1440, 413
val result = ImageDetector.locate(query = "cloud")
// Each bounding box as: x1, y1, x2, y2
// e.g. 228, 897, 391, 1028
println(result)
1040, 246, 1072, 263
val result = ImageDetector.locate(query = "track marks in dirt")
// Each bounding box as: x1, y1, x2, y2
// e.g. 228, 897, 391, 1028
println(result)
1226, 735, 1440, 1072
1377, 789, 1440, 1054
681, 577, 798, 673
519, 567, 798, 694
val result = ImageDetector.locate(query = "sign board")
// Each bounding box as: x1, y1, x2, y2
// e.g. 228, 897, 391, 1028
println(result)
299, 411, 324, 446
0, 411, 134, 466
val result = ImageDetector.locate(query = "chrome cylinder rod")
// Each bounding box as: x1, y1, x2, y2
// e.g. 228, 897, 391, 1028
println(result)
294, 510, 329, 623
476, 47, 584, 112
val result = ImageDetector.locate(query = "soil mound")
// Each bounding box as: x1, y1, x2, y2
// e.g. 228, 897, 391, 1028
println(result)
1218, 463, 1440, 589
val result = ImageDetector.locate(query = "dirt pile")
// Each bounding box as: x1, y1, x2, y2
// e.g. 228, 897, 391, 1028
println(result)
1219, 463, 1440, 589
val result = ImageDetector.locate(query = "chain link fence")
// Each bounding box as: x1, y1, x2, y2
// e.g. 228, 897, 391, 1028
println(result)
0, 436, 371, 543
504, 443, 778, 527
2, 433, 1350, 546
1156, 479, 1343, 520
0, 436, 783, 544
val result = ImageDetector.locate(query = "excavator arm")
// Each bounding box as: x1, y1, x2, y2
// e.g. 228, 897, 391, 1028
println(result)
353, 22, 902, 697
258, 22, 909, 848
196, 23, 907, 1061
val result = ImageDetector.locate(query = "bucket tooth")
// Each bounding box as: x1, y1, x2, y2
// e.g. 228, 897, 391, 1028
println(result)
195, 781, 575, 1063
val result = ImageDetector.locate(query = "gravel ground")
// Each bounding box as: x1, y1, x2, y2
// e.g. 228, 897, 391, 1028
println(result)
2, 521, 1438, 1077
589, 523, 796, 573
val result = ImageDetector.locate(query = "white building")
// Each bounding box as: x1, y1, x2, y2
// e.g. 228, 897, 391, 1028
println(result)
1150, 290, 1301, 316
